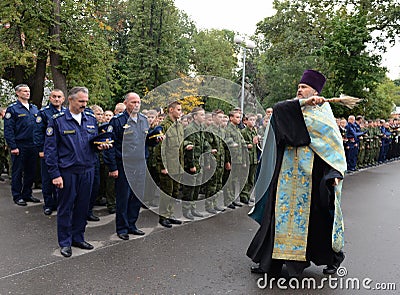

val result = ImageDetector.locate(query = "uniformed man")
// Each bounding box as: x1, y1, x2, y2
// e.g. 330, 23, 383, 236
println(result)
154, 101, 184, 228
34, 89, 66, 215
182, 107, 212, 219
204, 110, 227, 214
223, 109, 247, 208
44, 87, 111, 257
239, 113, 259, 204
104, 92, 148, 240
99, 109, 116, 214
4, 84, 40, 206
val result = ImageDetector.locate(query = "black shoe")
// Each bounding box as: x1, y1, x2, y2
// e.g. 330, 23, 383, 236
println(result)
168, 217, 182, 225
183, 212, 195, 220
323, 265, 337, 275
15, 199, 27, 206
24, 196, 41, 203
44, 208, 53, 215
72, 241, 94, 250
0, 176, 5, 181
206, 208, 218, 214
159, 219, 172, 228
60, 246, 72, 257
129, 229, 145, 235
232, 201, 242, 207
108, 208, 116, 214
214, 205, 225, 211
227, 204, 235, 209
191, 210, 204, 217
117, 233, 129, 240
240, 199, 250, 205
87, 214, 100, 222
251, 266, 266, 274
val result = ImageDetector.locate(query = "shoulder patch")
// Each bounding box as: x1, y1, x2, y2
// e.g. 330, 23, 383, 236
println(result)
46, 127, 54, 136
52, 112, 65, 119
36, 115, 42, 123
107, 125, 113, 132
5, 112, 11, 119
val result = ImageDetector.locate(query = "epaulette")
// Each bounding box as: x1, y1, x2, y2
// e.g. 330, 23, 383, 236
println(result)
113, 112, 125, 119
139, 113, 148, 119
40, 105, 50, 111
52, 112, 65, 119
7, 102, 17, 108
84, 111, 96, 118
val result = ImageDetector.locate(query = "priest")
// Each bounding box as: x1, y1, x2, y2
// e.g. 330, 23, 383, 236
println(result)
247, 70, 346, 277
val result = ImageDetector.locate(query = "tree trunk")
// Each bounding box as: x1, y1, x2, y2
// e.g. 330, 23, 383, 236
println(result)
30, 49, 48, 108
49, 0, 67, 97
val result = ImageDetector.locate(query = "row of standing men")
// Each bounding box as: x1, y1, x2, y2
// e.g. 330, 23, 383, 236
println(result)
2, 84, 265, 257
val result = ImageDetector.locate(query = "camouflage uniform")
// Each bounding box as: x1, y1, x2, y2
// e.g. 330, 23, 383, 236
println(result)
239, 126, 258, 203
203, 124, 226, 211
182, 121, 211, 214
223, 122, 247, 206
154, 115, 184, 220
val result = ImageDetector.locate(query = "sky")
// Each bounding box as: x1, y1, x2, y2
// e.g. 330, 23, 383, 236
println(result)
174, 0, 400, 80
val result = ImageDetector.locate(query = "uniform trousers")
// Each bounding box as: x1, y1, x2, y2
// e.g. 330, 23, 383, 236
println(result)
115, 160, 143, 234
41, 158, 57, 210
11, 145, 37, 202
57, 167, 94, 247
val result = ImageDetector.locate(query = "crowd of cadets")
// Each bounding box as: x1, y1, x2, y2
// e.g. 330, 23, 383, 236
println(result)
2, 90, 400, 225
338, 115, 400, 173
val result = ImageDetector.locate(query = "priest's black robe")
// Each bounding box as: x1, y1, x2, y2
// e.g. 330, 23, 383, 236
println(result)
246, 99, 344, 277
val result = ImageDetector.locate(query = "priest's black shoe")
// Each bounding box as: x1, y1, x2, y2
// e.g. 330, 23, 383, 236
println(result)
24, 196, 41, 203
251, 266, 266, 274
87, 214, 100, 221
323, 265, 337, 275
72, 241, 94, 250
129, 229, 145, 235
44, 208, 53, 215
227, 203, 235, 209
168, 217, 182, 224
60, 246, 72, 257
117, 233, 129, 240
15, 199, 27, 206
232, 201, 242, 207
159, 219, 172, 228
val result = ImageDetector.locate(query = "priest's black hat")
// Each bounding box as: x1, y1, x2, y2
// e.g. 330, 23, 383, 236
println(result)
299, 69, 326, 94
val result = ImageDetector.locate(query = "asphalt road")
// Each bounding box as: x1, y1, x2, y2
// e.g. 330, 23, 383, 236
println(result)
0, 161, 399, 294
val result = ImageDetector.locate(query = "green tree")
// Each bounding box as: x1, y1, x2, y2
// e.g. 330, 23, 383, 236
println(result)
254, 0, 399, 118
191, 29, 237, 80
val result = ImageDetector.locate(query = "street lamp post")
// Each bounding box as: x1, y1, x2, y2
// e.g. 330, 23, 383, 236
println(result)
234, 35, 256, 116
